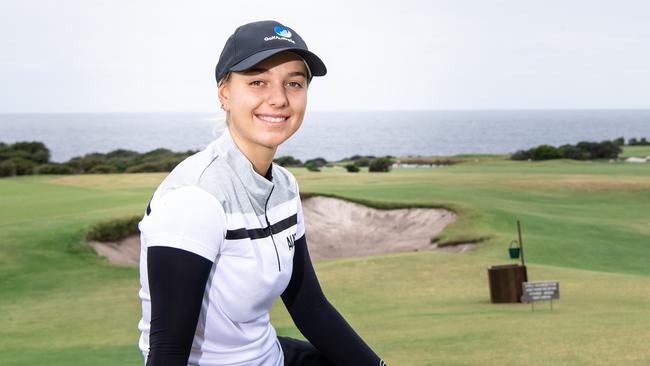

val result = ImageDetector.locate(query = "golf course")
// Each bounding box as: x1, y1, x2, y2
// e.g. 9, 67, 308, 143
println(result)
1, 150, 649, 366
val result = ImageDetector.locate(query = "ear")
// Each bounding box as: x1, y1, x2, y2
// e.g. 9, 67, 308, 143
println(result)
218, 82, 230, 111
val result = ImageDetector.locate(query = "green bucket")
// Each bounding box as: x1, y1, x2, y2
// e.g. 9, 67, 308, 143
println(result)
509, 240, 520, 259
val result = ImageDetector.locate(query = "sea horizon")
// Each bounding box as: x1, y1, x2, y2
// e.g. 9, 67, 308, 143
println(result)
1, 109, 649, 163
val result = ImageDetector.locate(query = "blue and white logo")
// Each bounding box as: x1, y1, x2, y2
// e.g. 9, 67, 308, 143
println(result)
274, 26, 292, 38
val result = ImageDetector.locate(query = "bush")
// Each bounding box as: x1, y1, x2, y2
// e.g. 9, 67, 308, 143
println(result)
345, 164, 360, 172
510, 150, 531, 161
305, 161, 320, 172
628, 137, 649, 146
88, 164, 118, 174
9, 158, 36, 175
368, 157, 393, 172
86, 215, 142, 242
126, 156, 184, 173
141, 148, 174, 160
0, 147, 31, 162
576, 141, 621, 159
66, 153, 108, 173
0, 159, 16, 177
354, 157, 371, 167
304, 157, 327, 168
558, 145, 589, 160
34, 163, 74, 175
105, 149, 139, 159
274, 155, 303, 167
8, 141, 50, 164
531, 145, 562, 161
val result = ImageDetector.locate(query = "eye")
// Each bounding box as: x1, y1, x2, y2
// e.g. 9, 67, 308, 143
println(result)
286, 81, 304, 89
249, 80, 265, 87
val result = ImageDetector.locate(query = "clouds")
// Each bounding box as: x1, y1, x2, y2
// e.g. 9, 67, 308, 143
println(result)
0, 0, 649, 112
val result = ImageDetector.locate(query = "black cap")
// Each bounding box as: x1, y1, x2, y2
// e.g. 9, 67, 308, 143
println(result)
215, 20, 327, 84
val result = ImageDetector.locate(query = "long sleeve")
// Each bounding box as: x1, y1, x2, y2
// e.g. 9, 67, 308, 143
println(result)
146, 246, 213, 366
280, 234, 387, 366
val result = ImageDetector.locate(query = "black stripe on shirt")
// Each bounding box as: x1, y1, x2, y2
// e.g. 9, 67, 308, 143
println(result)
225, 213, 297, 240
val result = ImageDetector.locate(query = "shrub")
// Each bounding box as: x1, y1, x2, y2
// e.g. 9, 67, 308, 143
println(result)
531, 145, 562, 161
510, 150, 530, 160
614, 137, 625, 146
0, 147, 31, 162
369, 157, 393, 172
354, 157, 371, 167
558, 145, 589, 160
105, 149, 139, 159
88, 164, 118, 174
141, 148, 174, 159
628, 137, 649, 146
305, 161, 320, 172
10, 158, 36, 175
86, 215, 142, 242
9, 141, 50, 164
304, 157, 327, 167
576, 141, 621, 159
0, 159, 16, 177
274, 155, 303, 167
345, 164, 360, 172
126, 156, 184, 173
34, 163, 74, 175
66, 153, 108, 173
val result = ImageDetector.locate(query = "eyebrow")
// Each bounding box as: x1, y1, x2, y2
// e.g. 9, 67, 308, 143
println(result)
241, 68, 307, 79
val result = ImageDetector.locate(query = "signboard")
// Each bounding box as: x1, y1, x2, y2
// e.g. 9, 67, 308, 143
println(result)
521, 281, 559, 303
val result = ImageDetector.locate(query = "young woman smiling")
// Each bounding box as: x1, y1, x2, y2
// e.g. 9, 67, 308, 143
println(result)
137, 20, 388, 366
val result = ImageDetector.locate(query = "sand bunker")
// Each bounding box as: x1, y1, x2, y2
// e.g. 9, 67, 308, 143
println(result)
90, 196, 470, 266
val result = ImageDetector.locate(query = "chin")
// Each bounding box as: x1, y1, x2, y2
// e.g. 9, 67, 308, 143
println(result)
256, 133, 290, 149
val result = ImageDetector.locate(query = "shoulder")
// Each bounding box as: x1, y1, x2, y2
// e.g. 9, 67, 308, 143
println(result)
151, 140, 228, 201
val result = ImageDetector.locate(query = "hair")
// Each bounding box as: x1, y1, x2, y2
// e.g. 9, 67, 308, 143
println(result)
217, 71, 231, 87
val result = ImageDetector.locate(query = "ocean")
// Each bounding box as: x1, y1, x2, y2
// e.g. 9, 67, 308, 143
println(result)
1, 110, 649, 163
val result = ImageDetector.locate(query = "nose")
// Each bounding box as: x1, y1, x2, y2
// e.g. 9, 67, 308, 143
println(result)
266, 83, 289, 108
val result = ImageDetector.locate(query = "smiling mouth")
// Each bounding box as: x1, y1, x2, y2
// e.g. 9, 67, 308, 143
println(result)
255, 114, 289, 123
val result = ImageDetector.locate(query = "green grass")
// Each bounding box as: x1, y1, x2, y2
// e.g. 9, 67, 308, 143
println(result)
621, 145, 650, 158
1, 159, 649, 365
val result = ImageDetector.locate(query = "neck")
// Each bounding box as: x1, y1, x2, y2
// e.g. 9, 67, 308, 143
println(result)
228, 127, 276, 177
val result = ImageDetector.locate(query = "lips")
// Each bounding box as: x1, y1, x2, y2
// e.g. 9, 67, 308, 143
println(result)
255, 114, 289, 123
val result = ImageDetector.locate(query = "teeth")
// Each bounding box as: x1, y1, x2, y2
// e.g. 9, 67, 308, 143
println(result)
257, 115, 287, 123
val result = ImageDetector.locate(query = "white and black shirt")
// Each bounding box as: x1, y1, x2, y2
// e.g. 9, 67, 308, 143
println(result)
137, 127, 385, 366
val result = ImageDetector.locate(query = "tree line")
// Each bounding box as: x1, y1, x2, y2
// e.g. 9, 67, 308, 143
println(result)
510, 137, 647, 161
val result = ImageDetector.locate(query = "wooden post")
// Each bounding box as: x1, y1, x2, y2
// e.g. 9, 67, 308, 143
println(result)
517, 220, 526, 267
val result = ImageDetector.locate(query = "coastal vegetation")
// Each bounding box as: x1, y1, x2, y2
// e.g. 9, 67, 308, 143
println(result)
510, 136, 650, 161
2, 136, 648, 178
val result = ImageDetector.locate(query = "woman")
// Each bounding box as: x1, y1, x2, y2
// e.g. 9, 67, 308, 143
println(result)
137, 20, 388, 366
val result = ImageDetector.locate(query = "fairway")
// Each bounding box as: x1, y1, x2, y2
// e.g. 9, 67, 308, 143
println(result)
1, 158, 649, 365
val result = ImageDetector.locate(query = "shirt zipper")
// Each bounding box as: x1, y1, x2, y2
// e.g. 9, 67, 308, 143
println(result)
264, 185, 281, 272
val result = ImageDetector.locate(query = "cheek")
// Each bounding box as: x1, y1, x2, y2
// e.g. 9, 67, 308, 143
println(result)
290, 92, 308, 112
230, 87, 262, 111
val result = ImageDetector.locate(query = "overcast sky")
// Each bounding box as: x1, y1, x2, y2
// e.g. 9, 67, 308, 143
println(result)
1, 0, 649, 113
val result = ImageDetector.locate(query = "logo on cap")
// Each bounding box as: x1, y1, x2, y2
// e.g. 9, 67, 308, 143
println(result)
274, 26, 292, 38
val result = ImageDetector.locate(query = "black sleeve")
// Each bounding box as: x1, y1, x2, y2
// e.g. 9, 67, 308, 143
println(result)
281, 234, 385, 366
146, 246, 213, 366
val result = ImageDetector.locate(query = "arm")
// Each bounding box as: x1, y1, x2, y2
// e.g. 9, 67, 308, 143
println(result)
280, 234, 386, 366
146, 246, 212, 366
140, 186, 226, 365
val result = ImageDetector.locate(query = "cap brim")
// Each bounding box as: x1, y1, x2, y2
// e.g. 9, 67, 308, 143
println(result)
230, 48, 327, 77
